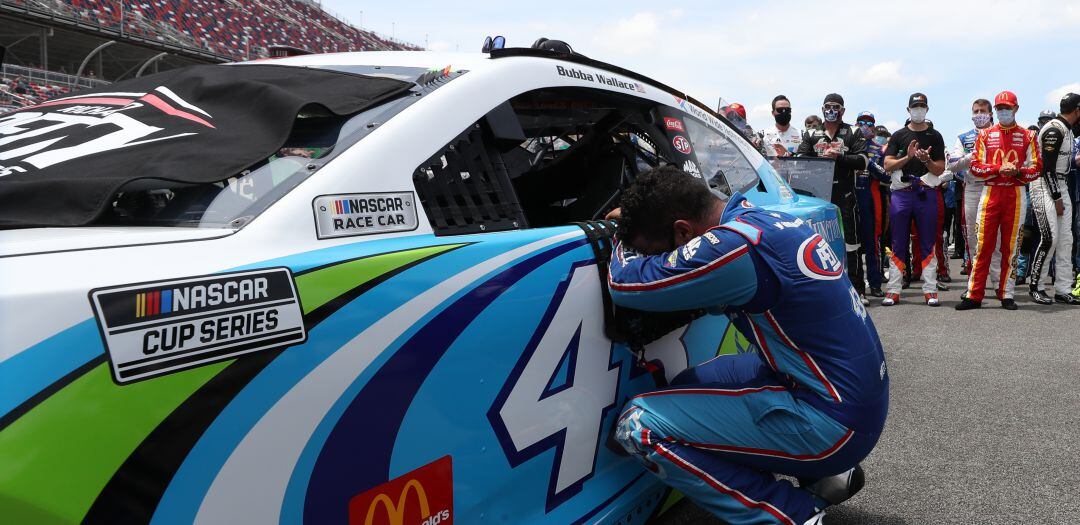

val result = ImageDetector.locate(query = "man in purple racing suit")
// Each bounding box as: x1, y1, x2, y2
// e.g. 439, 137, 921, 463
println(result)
610, 167, 889, 525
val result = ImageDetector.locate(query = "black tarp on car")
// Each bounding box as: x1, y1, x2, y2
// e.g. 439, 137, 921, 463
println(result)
0, 64, 412, 227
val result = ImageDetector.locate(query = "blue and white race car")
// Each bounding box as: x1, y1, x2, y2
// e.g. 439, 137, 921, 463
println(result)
0, 42, 845, 524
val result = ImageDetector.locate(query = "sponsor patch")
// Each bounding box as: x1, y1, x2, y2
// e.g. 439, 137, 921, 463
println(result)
89, 268, 306, 384
664, 251, 679, 268
681, 236, 702, 260
682, 159, 701, 177
796, 234, 844, 280
349, 456, 453, 525
314, 192, 419, 239
663, 117, 685, 132
672, 135, 692, 155
703, 231, 721, 245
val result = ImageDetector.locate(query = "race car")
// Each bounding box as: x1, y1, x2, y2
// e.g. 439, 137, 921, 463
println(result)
0, 42, 847, 524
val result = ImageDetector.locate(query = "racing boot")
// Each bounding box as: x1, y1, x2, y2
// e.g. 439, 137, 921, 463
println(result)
1055, 294, 1080, 305
924, 293, 940, 307
935, 281, 949, 292
1072, 274, 1080, 298
801, 465, 865, 506
882, 293, 900, 306
938, 272, 952, 283
860, 294, 870, 306
1029, 287, 1053, 305
955, 297, 981, 310
1001, 298, 1018, 310
869, 287, 885, 298
960, 260, 972, 276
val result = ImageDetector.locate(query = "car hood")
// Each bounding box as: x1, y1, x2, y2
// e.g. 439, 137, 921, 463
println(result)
0, 227, 234, 258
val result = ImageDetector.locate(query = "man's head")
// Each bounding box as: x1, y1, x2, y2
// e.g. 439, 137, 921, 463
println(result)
873, 125, 890, 145
1058, 93, 1080, 126
856, 111, 876, 137
1038, 110, 1057, 128
617, 166, 723, 255
993, 91, 1019, 126
805, 114, 822, 130
971, 98, 993, 128
907, 93, 929, 125
772, 95, 792, 126
822, 93, 845, 123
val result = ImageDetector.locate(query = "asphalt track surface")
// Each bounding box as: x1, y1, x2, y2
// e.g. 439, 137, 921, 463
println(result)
654, 258, 1080, 524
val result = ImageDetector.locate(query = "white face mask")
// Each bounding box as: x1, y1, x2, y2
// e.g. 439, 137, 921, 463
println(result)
909, 107, 928, 124
997, 108, 1016, 126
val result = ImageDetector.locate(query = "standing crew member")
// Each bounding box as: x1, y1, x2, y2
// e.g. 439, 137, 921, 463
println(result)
957, 91, 1042, 310
952, 99, 998, 280
609, 167, 888, 525
855, 112, 888, 297
797, 93, 869, 303
1028, 93, 1080, 305
764, 95, 802, 157
882, 93, 947, 306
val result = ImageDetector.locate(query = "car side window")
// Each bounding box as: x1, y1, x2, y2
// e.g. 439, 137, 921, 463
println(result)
681, 115, 761, 196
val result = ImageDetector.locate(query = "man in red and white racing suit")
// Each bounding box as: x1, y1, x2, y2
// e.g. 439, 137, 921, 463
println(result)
957, 91, 1042, 310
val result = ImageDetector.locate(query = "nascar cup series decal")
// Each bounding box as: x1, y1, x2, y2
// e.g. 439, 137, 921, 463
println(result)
314, 192, 419, 239
89, 267, 306, 384
348, 456, 453, 525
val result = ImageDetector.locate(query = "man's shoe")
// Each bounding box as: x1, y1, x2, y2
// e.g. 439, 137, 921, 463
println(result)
902, 277, 911, 289
925, 293, 940, 306
1072, 275, 1080, 298
801, 465, 865, 505
882, 293, 899, 306
1016, 274, 1027, 286
1001, 298, 1018, 310
938, 273, 952, 283
860, 294, 870, 306
935, 282, 949, 291
869, 287, 885, 298
1055, 294, 1080, 305
960, 262, 971, 276
955, 297, 981, 310
1029, 288, 1053, 305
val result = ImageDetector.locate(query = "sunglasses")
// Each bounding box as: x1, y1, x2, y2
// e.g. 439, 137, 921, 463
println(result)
857, 120, 875, 126
823, 104, 843, 110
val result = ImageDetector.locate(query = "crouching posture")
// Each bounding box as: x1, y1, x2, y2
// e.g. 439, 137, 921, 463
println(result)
608, 167, 889, 525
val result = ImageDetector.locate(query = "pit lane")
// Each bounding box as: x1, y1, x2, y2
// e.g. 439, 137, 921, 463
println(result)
654, 258, 1080, 524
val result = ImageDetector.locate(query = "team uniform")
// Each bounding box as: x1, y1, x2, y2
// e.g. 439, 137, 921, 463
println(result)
856, 139, 888, 293
953, 128, 1001, 285
965, 123, 1041, 303
610, 193, 889, 525
763, 125, 803, 156
1029, 117, 1077, 301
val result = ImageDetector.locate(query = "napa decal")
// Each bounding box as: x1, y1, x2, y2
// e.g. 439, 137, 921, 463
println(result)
348, 456, 453, 525
796, 234, 844, 280
89, 267, 306, 384
313, 192, 419, 239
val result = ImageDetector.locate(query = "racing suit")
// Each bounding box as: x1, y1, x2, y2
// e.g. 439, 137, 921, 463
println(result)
796, 124, 869, 294
1029, 117, 1076, 296
611, 193, 888, 525
954, 129, 1001, 284
856, 140, 888, 291
965, 124, 1041, 302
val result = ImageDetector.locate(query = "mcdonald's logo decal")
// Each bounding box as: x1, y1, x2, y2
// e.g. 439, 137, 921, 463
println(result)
349, 456, 453, 525
991, 149, 1020, 165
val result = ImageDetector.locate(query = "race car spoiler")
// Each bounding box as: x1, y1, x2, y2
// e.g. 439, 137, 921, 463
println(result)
0, 64, 412, 228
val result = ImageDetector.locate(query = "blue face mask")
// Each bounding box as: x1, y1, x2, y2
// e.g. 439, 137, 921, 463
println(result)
873, 136, 888, 146
996, 108, 1016, 126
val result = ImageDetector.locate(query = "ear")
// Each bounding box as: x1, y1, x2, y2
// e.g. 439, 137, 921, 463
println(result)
672, 219, 696, 246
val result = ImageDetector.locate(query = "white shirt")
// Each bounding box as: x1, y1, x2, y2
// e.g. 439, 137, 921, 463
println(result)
762, 125, 802, 156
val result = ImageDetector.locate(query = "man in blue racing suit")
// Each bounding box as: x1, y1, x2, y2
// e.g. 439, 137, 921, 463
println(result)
610, 167, 889, 525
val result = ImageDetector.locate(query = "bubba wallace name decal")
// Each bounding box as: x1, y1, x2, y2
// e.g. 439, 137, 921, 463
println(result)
90, 268, 306, 384
0, 87, 212, 177
556, 65, 646, 93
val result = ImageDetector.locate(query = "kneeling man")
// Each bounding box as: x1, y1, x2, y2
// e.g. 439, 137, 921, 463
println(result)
609, 167, 889, 525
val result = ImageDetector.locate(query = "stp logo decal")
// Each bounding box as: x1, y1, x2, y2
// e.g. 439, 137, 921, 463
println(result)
672, 135, 692, 155
663, 117, 685, 132
349, 456, 453, 525
796, 234, 844, 280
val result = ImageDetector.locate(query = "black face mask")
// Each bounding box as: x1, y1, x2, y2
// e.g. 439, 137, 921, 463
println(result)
774, 107, 792, 126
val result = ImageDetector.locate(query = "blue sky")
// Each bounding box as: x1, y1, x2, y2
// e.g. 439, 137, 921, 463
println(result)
325, 0, 1080, 142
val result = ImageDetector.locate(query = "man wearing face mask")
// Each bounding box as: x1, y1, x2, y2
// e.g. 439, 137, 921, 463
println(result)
882, 93, 947, 306
796, 93, 869, 303
1028, 93, 1080, 305
855, 112, 889, 297
950, 99, 998, 284
763, 95, 802, 157
956, 91, 1042, 311
805, 115, 823, 132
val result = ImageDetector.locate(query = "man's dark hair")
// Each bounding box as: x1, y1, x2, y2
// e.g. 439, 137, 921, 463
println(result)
617, 166, 716, 244
771, 95, 789, 110
972, 98, 992, 111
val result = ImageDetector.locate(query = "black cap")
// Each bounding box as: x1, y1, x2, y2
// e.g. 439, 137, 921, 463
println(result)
823, 93, 844, 106
908, 92, 928, 108
1060, 93, 1080, 114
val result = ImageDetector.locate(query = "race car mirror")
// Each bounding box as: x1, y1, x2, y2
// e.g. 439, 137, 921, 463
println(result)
0, 64, 413, 228
768, 157, 837, 202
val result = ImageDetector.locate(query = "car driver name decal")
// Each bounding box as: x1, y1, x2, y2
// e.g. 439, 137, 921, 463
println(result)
313, 191, 419, 239
555, 65, 646, 93
89, 267, 306, 384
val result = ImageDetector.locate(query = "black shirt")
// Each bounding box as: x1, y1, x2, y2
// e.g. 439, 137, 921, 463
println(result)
795, 122, 867, 204
885, 124, 945, 178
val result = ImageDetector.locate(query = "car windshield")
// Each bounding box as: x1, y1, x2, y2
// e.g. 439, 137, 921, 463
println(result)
94, 65, 450, 229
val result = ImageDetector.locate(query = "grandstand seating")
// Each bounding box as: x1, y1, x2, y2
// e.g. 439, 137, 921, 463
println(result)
64, 0, 418, 59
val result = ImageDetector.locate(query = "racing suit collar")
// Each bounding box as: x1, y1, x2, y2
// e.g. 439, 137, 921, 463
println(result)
719, 191, 751, 224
